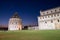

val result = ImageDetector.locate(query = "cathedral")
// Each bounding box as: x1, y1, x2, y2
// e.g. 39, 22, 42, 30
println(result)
8, 7, 60, 30
38, 7, 60, 30
8, 12, 22, 30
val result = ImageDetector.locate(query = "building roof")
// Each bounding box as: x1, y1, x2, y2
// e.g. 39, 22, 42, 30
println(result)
11, 12, 20, 18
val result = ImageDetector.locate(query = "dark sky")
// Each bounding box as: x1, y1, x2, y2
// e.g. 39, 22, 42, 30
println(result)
0, 0, 60, 26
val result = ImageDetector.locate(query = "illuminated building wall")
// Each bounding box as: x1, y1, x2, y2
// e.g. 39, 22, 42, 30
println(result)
38, 7, 60, 30
8, 12, 22, 30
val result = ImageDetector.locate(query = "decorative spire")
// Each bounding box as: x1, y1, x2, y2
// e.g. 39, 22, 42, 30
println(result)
11, 12, 20, 18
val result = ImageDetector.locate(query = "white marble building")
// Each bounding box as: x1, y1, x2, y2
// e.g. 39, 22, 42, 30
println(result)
28, 26, 38, 30
8, 12, 22, 30
38, 7, 60, 30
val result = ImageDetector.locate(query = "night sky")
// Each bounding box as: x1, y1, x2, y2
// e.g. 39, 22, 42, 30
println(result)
0, 0, 60, 26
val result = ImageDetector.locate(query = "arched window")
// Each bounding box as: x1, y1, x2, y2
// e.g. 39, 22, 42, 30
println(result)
12, 23, 13, 24
45, 16, 47, 18
51, 15, 53, 17
55, 10, 57, 12
51, 20, 53, 23
43, 17, 44, 19
51, 11, 52, 13
48, 15, 50, 18
45, 21, 47, 23
58, 19, 59, 22
59, 9, 60, 10
40, 17, 41, 19
54, 14, 56, 17
47, 12, 48, 13
57, 14, 59, 16
15, 22, 17, 24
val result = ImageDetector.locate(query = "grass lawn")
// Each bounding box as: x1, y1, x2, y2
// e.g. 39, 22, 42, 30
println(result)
0, 30, 60, 40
